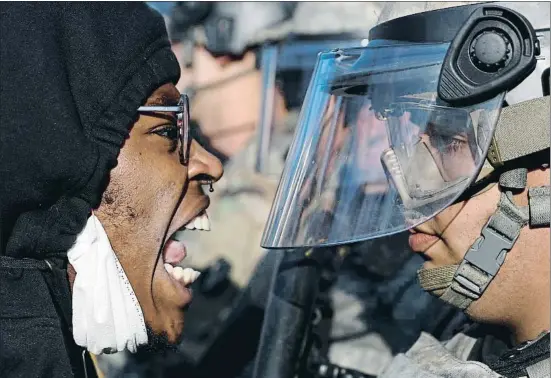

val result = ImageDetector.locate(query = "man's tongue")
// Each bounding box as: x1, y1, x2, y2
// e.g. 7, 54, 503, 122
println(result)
163, 239, 187, 265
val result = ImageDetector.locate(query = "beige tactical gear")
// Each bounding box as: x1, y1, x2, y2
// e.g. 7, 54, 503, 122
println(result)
379, 332, 504, 378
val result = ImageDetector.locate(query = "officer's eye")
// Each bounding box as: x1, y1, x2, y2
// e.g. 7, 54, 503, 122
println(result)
430, 134, 466, 156
439, 137, 465, 155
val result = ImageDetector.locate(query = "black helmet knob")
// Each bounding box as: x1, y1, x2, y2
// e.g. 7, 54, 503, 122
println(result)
469, 29, 511, 72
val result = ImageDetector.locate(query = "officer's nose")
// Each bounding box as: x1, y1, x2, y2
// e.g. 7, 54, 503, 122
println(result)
187, 139, 224, 183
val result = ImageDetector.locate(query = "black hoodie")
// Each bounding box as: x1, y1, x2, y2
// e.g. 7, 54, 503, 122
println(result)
0, 3, 179, 377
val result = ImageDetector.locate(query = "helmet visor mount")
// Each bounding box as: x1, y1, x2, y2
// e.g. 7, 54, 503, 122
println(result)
261, 42, 505, 249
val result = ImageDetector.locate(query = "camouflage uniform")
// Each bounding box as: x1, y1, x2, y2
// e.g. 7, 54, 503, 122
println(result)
328, 253, 466, 375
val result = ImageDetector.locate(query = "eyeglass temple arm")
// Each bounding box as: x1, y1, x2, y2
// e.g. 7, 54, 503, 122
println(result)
137, 94, 188, 112
137, 105, 183, 112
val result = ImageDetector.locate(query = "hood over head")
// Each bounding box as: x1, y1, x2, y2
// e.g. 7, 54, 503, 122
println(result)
0, 3, 180, 259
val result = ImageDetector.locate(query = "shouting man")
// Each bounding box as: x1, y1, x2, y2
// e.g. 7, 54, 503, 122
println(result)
0, 3, 222, 377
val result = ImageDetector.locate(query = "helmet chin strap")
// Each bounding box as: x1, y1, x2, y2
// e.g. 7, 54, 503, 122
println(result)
417, 96, 551, 311
418, 168, 550, 310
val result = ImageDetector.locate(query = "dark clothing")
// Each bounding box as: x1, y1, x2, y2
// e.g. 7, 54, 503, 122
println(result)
0, 3, 180, 377
0, 257, 97, 378
467, 324, 550, 378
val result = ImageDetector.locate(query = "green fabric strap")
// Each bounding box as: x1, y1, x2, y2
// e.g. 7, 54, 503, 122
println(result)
487, 96, 550, 168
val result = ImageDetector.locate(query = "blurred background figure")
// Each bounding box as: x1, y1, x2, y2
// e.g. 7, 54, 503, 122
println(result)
170, 1, 296, 164
170, 1, 298, 284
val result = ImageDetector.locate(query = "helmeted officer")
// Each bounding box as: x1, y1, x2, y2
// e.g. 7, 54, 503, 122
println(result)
261, 2, 550, 377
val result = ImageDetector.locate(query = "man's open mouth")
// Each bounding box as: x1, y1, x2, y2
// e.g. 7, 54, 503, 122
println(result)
161, 210, 210, 288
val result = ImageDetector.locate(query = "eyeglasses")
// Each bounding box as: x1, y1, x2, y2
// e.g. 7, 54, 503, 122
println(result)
137, 94, 191, 165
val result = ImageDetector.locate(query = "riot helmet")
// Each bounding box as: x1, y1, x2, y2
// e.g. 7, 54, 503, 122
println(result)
261, 2, 550, 309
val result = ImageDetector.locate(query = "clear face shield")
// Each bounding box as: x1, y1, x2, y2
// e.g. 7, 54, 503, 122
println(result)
261, 41, 505, 249
255, 38, 370, 176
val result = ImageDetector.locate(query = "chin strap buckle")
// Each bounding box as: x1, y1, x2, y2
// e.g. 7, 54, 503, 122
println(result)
455, 184, 550, 304
427, 171, 548, 310
454, 221, 518, 297
464, 214, 519, 277
443, 189, 528, 309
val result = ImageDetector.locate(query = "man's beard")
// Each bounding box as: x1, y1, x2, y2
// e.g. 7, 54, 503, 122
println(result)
135, 324, 180, 354
124, 325, 182, 377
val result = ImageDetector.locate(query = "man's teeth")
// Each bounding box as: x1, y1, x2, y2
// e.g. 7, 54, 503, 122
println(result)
184, 213, 210, 231
165, 264, 174, 274
164, 264, 201, 286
